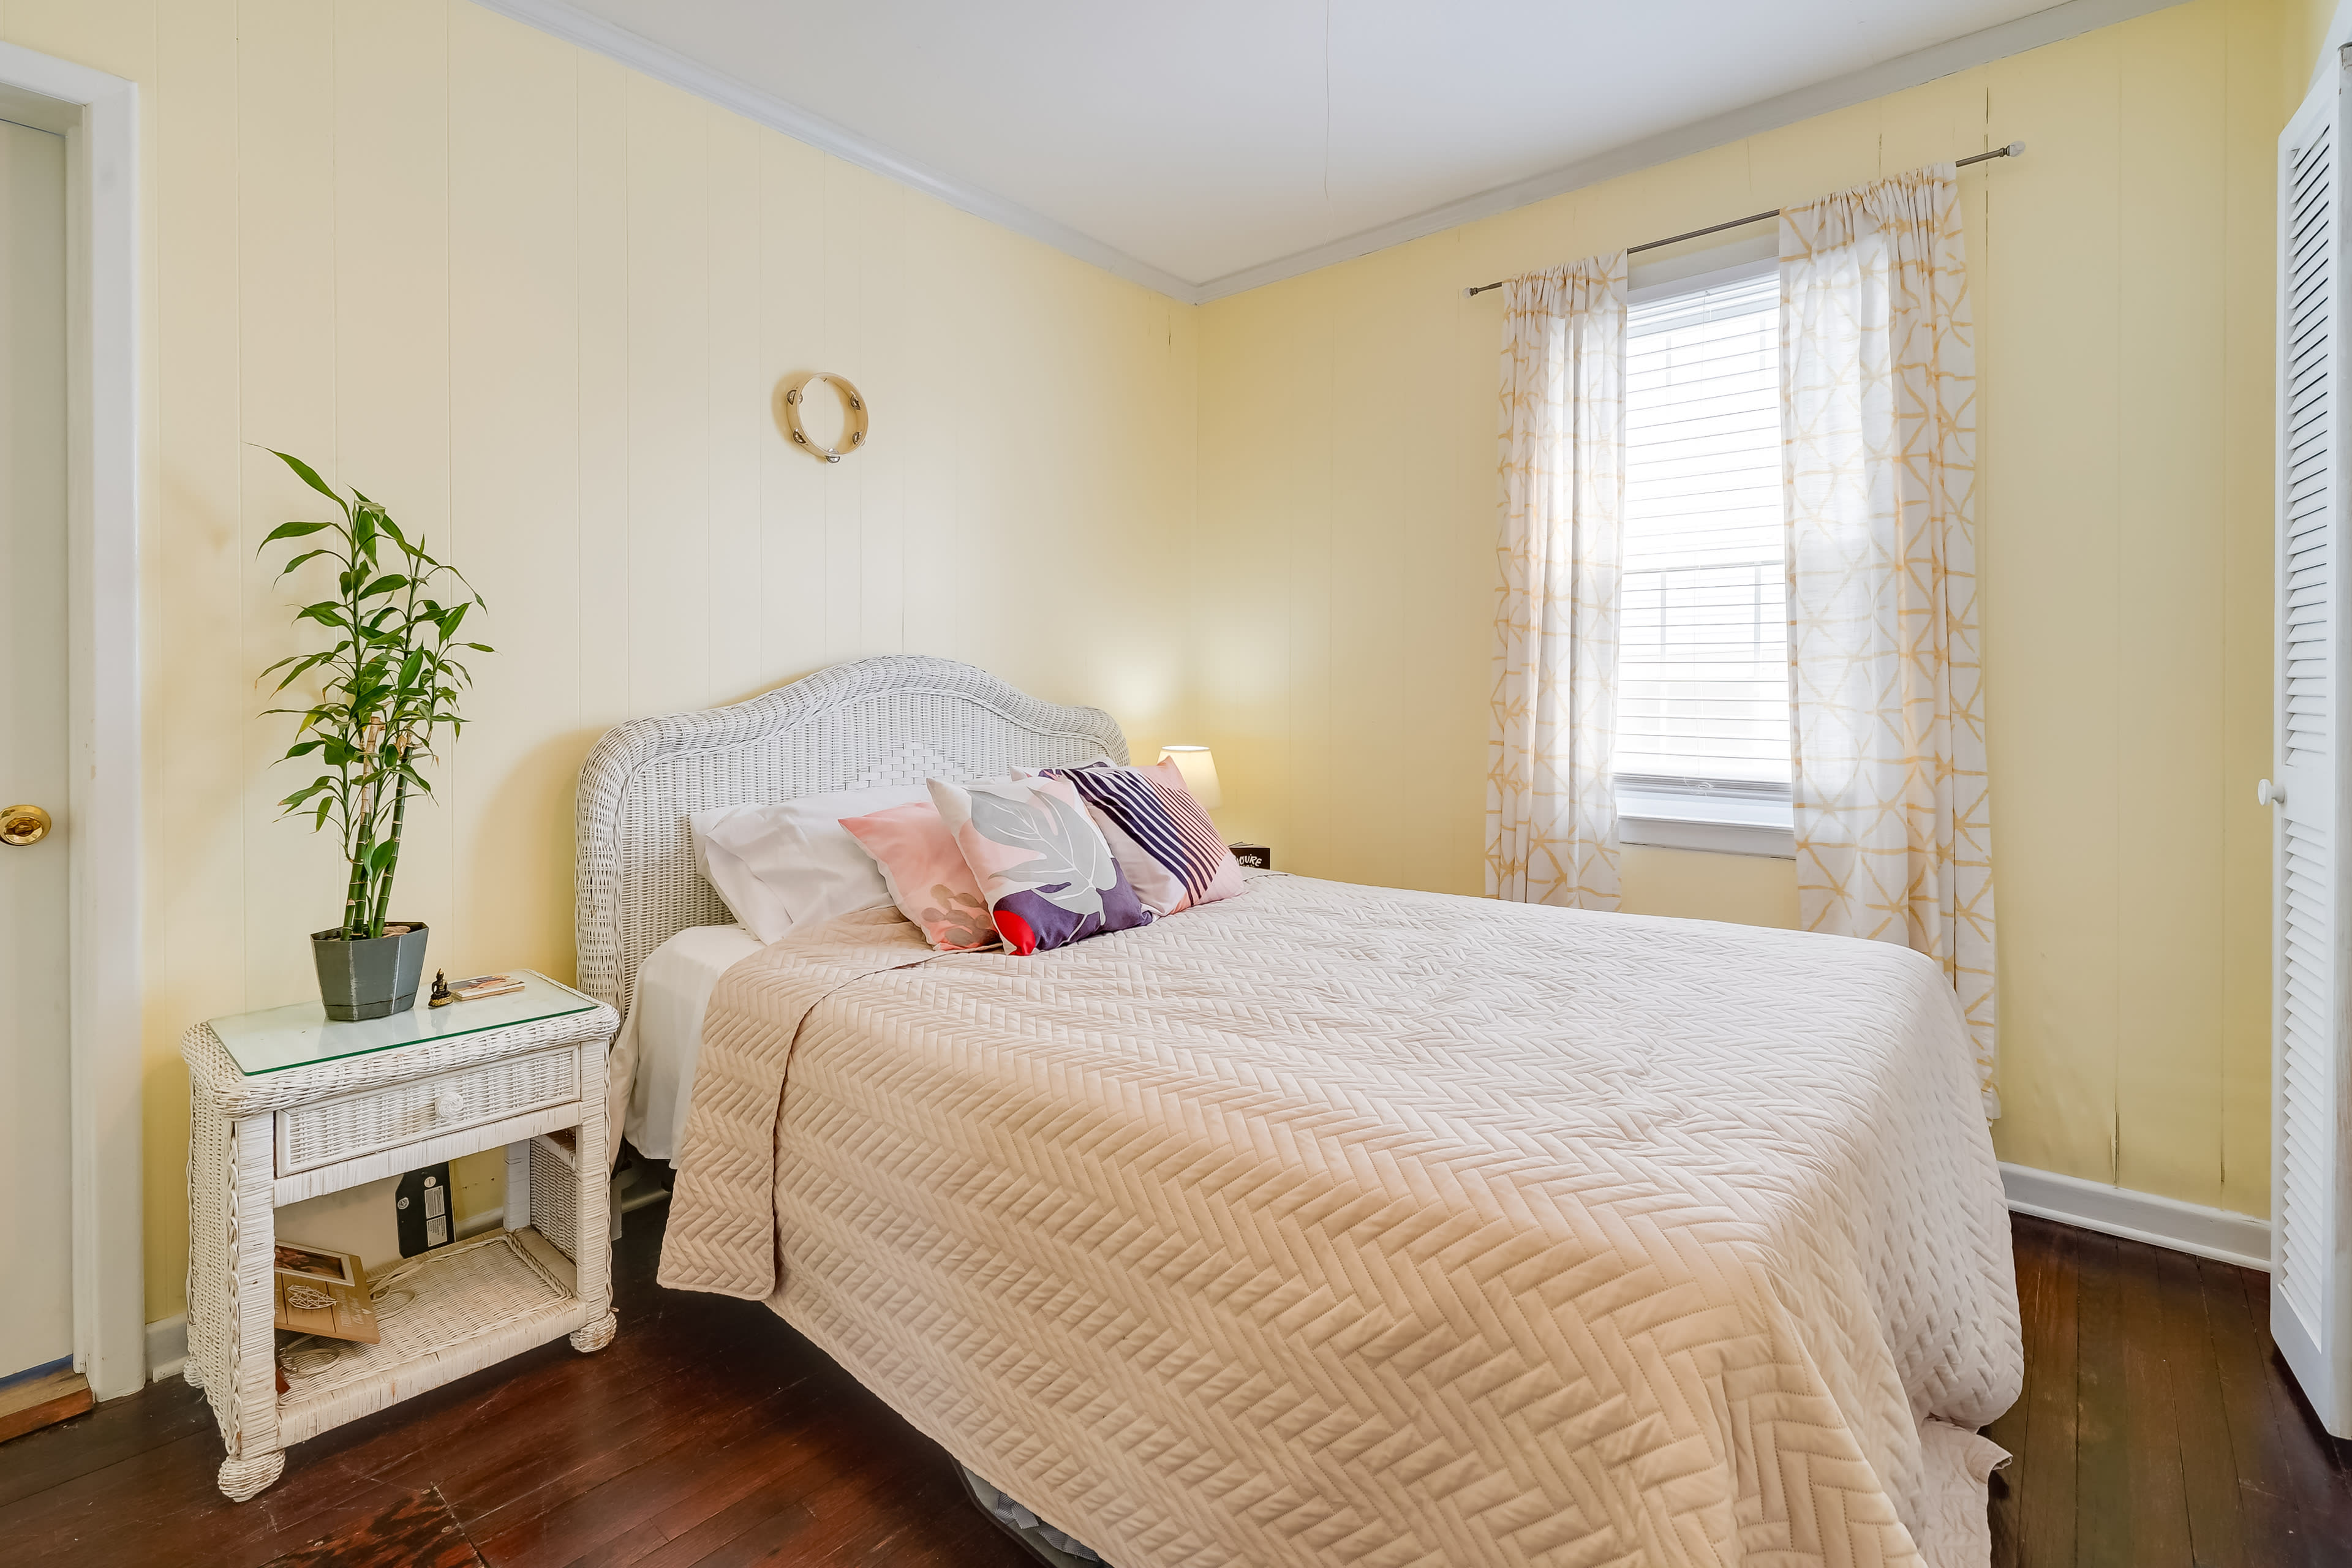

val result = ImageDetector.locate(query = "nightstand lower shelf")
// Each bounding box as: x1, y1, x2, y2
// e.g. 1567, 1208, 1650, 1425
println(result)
273, 1227, 604, 1447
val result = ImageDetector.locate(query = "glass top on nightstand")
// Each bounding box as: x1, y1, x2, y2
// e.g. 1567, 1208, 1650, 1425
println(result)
209, 971, 599, 1077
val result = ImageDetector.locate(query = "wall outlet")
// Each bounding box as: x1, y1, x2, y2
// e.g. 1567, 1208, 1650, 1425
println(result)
395, 1163, 456, 1256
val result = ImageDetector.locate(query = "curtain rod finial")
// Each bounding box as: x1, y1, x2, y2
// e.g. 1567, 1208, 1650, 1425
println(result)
2006, 140, 2024, 157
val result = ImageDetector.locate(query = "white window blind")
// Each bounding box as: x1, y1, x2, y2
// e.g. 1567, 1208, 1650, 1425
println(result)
1616, 265, 1792, 822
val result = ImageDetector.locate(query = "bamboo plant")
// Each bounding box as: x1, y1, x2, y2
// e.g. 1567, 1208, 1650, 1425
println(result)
257, 451, 490, 941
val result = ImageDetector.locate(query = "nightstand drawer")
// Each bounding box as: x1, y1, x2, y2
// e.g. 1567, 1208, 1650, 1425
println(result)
275, 1046, 579, 1177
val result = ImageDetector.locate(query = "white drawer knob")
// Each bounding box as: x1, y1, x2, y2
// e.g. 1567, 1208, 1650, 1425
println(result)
2259, 778, 2286, 808
433, 1088, 466, 1121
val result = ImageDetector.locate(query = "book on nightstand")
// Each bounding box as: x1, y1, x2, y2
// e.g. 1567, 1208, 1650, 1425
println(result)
271, 1240, 379, 1344
445, 973, 526, 1002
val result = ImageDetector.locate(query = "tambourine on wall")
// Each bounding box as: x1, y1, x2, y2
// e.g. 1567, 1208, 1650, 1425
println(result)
777, 372, 869, 463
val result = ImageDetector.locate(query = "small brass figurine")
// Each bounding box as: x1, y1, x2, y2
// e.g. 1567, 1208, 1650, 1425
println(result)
428, 969, 454, 1009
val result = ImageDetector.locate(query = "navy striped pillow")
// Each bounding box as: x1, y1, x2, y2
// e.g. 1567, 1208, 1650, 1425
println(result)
1047, 761, 1244, 911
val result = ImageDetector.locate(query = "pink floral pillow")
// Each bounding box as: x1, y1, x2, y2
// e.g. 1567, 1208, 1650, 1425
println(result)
839, 802, 998, 952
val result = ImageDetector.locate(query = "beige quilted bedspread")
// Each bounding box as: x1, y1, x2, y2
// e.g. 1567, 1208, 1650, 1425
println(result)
660, 873, 2021, 1567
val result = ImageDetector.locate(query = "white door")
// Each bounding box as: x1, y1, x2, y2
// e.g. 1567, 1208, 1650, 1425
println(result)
0, 113, 72, 1384
2274, 56, 2352, 1438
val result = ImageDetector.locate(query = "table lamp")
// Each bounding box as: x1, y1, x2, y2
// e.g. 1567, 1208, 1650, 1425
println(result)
1158, 746, 1221, 810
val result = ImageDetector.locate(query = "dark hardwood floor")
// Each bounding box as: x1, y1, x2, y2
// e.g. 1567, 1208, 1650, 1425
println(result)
0, 1205, 1038, 1567
1987, 1214, 2352, 1567
5, 1208, 2350, 1566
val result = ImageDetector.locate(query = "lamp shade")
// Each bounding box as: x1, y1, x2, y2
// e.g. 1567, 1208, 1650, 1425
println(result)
1158, 746, 1221, 810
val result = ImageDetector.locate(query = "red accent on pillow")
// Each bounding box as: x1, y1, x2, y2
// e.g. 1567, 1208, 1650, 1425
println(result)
993, 907, 1038, 956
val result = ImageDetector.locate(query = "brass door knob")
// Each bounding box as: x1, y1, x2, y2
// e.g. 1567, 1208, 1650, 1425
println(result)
1, 804, 52, 846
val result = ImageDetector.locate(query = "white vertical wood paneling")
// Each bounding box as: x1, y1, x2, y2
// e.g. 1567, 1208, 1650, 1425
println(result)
334, 0, 454, 951
236, 0, 342, 1011
0, 0, 1198, 1324
574, 45, 633, 745
704, 108, 763, 699
448, 0, 582, 978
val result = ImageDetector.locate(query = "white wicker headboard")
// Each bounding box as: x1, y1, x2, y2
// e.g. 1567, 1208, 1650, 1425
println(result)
574, 655, 1128, 1017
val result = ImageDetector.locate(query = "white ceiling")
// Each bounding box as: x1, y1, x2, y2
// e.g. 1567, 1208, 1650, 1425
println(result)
517, 0, 2141, 295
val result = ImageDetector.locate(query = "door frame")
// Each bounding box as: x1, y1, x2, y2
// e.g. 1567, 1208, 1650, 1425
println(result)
0, 43, 141, 1401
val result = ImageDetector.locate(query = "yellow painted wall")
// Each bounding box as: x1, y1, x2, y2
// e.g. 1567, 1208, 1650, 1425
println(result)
1, 0, 2314, 1324
0, 0, 1197, 1322
2290, 0, 2340, 85
1195, 0, 2286, 1218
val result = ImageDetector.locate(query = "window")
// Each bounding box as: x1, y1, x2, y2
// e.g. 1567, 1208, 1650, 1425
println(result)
1615, 260, 1795, 857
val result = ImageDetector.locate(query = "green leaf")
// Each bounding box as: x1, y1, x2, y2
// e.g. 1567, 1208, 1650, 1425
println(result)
257, 519, 332, 551
273, 547, 336, 579
270, 652, 337, 692
359, 573, 409, 600
437, 603, 469, 643
270, 450, 347, 509
462, 642, 494, 652
367, 840, 400, 873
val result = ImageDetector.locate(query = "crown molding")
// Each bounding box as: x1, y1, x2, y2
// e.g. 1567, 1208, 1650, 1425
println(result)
468, 0, 1204, 303
475, 0, 2182, 308
1191, 0, 2186, 301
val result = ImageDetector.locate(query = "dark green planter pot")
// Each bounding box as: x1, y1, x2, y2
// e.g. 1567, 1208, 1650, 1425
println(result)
311, 922, 430, 1022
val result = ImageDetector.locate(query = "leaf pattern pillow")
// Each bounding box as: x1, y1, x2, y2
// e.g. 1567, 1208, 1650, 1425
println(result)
839, 802, 1000, 952
927, 775, 1153, 955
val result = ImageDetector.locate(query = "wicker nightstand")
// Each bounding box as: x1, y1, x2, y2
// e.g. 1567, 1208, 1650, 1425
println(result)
180, 972, 620, 1501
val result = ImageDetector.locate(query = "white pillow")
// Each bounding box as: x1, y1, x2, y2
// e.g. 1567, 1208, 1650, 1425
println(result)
689, 783, 930, 943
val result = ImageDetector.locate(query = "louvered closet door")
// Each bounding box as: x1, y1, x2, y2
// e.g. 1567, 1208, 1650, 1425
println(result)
2275, 58, 2352, 1439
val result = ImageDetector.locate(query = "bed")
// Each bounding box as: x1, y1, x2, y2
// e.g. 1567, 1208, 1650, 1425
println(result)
577, 654, 2022, 1568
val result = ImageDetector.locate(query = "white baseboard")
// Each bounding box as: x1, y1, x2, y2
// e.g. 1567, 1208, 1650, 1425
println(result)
146, 1313, 186, 1384
2000, 1163, 2272, 1272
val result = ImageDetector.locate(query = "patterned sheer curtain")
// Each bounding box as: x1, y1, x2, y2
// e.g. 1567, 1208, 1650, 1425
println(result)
1486, 254, 1629, 909
1781, 165, 1998, 1114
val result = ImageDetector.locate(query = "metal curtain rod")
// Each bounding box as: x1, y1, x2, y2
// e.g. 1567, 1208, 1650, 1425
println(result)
1463, 141, 2024, 298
